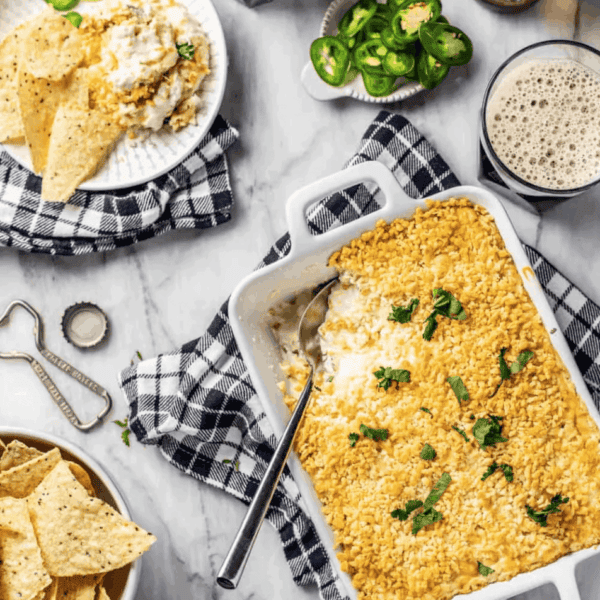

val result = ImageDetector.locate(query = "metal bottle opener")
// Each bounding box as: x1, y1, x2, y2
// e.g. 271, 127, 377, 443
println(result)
0, 300, 112, 431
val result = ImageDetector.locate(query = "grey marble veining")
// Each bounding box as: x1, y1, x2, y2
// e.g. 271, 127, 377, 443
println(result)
1, 1, 600, 599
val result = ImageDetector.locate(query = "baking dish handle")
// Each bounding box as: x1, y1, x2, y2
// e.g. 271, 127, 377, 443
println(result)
553, 570, 582, 600
286, 161, 404, 256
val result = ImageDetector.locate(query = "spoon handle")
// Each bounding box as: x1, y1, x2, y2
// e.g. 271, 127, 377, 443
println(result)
217, 371, 314, 589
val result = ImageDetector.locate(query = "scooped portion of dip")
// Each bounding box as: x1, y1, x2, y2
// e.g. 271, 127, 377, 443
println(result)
83, 0, 211, 134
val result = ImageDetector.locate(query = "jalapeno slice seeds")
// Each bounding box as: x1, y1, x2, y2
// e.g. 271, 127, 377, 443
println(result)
310, 36, 351, 87
353, 38, 389, 74
419, 22, 473, 66
391, 0, 442, 43
382, 51, 416, 77
337, 0, 378, 37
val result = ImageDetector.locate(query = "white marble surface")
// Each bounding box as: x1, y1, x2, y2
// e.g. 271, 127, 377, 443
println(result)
1, 0, 600, 599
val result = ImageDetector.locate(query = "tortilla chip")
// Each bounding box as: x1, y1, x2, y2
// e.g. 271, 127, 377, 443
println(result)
0, 448, 61, 499
0, 23, 28, 143
96, 586, 110, 600
66, 462, 95, 497
21, 7, 84, 81
54, 575, 103, 600
0, 440, 43, 471
41, 105, 122, 202
0, 497, 52, 600
42, 579, 58, 600
17, 67, 67, 173
27, 461, 156, 577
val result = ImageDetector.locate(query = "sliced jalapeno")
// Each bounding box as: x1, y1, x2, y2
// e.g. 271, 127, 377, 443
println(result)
337, 0, 378, 38
364, 14, 389, 39
63, 11, 83, 27
419, 22, 473, 66
49, 0, 79, 9
416, 49, 449, 89
338, 28, 366, 52
310, 36, 351, 87
353, 38, 389, 74
391, 0, 442, 44
381, 26, 408, 51
361, 70, 397, 97
382, 50, 416, 77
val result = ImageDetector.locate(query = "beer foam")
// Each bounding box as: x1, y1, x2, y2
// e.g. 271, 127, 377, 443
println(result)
486, 58, 600, 190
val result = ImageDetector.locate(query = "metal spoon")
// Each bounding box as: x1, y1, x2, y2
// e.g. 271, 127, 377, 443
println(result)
217, 277, 338, 590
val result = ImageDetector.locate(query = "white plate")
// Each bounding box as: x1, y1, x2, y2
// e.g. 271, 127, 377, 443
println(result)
229, 162, 600, 600
301, 0, 424, 103
0, 0, 228, 191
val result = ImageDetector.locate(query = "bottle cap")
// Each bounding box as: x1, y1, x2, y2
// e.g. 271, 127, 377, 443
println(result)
61, 302, 109, 349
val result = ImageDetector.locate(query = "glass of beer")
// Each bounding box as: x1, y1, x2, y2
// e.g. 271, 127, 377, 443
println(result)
480, 40, 600, 198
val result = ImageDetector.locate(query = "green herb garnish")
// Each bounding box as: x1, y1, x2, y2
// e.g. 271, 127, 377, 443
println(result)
472, 415, 507, 449
328, 376, 334, 382
481, 462, 513, 482
412, 507, 443, 534
423, 289, 466, 340
359, 423, 388, 442
388, 299, 419, 323
222, 459, 240, 471
176, 42, 195, 60
114, 418, 131, 447
447, 375, 469, 404
420, 443, 436, 460
374, 366, 411, 391
349, 432, 360, 447
490, 348, 534, 397
63, 11, 82, 27
478, 562, 494, 576
420, 407, 432, 417
452, 425, 469, 442
391, 499, 423, 521
526, 494, 569, 527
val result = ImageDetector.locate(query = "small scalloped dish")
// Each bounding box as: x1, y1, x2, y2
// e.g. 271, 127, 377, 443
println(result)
301, 0, 424, 103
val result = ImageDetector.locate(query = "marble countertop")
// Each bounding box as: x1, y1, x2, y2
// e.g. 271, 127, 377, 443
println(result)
1, 0, 600, 599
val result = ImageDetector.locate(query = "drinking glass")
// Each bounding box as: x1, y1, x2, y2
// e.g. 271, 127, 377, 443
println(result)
480, 40, 600, 199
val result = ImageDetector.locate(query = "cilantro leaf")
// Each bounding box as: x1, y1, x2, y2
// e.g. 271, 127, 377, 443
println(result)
490, 348, 534, 397
478, 562, 494, 576
412, 507, 443, 534
481, 462, 498, 481
452, 425, 469, 442
388, 299, 419, 323
510, 350, 535, 374
526, 494, 569, 526
422, 312, 440, 341
420, 443, 436, 460
423, 472, 452, 510
420, 407, 433, 417
176, 42, 195, 60
423, 289, 466, 340
391, 499, 423, 521
374, 367, 411, 390
432, 288, 467, 320
113, 418, 128, 428
222, 459, 240, 471
500, 464, 514, 482
121, 429, 130, 447
359, 424, 388, 442
472, 416, 508, 449
349, 432, 359, 447
447, 375, 469, 404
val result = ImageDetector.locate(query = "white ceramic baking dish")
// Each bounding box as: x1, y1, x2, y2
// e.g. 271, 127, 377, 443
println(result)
228, 161, 600, 600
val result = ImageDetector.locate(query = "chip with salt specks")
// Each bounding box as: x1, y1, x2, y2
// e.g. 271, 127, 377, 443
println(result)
0, 447, 61, 499
0, 496, 52, 600
27, 461, 156, 577
42, 104, 122, 202
17, 67, 67, 174
21, 7, 84, 81
0, 22, 27, 144
0, 439, 43, 471
55, 574, 104, 600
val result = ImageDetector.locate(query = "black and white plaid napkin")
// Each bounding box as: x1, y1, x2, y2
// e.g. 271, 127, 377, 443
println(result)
118, 110, 600, 600
0, 115, 238, 255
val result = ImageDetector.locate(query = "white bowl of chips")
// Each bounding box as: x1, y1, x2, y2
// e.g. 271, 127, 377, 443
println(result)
0, 427, 156, 600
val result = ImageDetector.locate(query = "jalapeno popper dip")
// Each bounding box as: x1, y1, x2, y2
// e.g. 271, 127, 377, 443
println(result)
0, 0, 210, 203
268, 199, 600, 600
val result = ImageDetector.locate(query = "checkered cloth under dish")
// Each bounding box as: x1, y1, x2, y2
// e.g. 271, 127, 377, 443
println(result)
0, 115, 238, 255
118, 110, 600, 600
